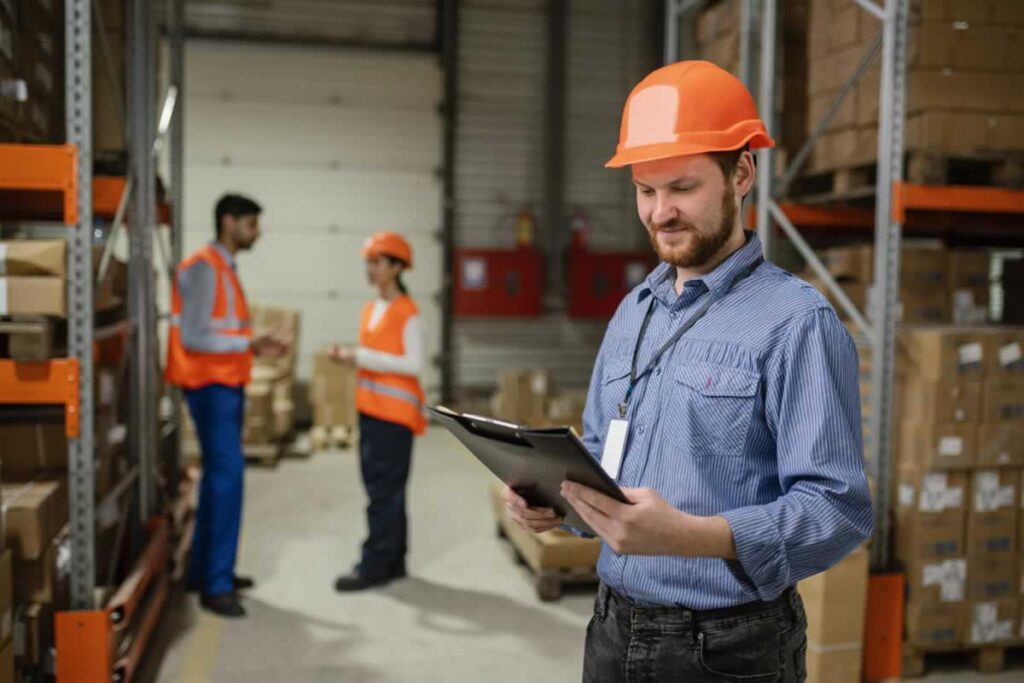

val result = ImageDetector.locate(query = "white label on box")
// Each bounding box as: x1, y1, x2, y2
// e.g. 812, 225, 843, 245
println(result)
938, 436, 963, 457
531, 373, 548, 396
958, 342, 983, 365
0, 277, 7, 315
919, 473, 962, 512
999, 342, 1022, 367
970, 603, 1012, 644
899, 483, 916, 508
923, 559, 967, 602
974, 471, 1014, 512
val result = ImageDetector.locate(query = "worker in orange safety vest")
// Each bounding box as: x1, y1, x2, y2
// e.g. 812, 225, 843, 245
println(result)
330, 231, 427, 592
166, 193, 291, 618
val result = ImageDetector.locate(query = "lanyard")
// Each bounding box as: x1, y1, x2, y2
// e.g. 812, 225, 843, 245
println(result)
619, 256, 763, 418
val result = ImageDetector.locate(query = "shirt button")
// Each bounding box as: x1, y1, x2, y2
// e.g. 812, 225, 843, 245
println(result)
638, 425, 646, 434
670, 311, 679, 319
655, 368, 662, 376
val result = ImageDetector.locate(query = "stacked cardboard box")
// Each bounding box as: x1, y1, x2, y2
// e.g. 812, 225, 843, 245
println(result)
0, 239, 124, 319
694, 0, 810, 157
807, 0, 1024, 174
797, 548, 869, 682
309, 347, 358, 444
0, 0, 64, 144
893, 324, 1024, 650
490, 369, 588, 434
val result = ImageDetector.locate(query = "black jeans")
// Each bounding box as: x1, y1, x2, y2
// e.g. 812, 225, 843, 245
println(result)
583, 583, 807, 683
356, 413, 414, 579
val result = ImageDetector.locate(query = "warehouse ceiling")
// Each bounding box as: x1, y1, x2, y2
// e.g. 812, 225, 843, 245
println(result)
181, 0, 438, 49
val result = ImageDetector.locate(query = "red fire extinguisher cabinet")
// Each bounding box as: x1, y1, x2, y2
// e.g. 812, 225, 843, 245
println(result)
453, 246, 544, 318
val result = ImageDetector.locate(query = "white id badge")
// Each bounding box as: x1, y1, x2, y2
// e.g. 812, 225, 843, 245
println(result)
601, 419, 629, 480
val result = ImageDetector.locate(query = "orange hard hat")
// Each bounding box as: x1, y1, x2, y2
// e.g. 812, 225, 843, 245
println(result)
362, 232, 413, 269
605, 60, 775, 168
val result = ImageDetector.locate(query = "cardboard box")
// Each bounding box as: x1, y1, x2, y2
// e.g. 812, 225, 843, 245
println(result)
900, 326, 987, 382
13, 526, 68, 606
0, 240, 65, 276
967, 470, 1019, 559
495, 369, 552, 425
0, 421, 67, 473
798, 547, 868, 644
897, 468, 967, 559
900, 287, 952, 325
804, 646, 862, 683
0, 276, 65, 316
905, 601, 964, 650
311, 349, 357, 429
981, 329, 1024, 378
822, 245, 873, 282
0, 550, 11, 644
978, 424, 1024, 468
967, 555, 1017, 601
900, 422, 977, 470
2, 480, 66, 560
901, 379, 982, 424
982, 380, 1024, 423
949, 250, 991, 290
906, 557, 967, 603
964, 600, 1018, 646
803, 276, 867, 321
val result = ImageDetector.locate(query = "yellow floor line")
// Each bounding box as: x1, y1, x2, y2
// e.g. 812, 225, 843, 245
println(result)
177, 611, 224, 683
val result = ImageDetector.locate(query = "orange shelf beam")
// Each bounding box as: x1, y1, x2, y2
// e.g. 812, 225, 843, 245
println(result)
894, 182, 1024, 223
0, 143, 78, 225
0, 359, 80, 436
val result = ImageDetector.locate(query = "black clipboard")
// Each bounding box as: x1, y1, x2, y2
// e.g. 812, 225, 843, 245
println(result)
428, 405, 629, 536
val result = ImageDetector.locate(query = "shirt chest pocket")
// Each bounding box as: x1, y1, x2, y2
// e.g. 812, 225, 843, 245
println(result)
672, 362, 760, 458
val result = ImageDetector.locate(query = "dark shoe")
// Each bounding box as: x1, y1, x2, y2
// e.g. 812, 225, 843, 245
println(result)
334, 570, 397, 592
187, 575, 255, 593
200, 592, 247, 618
232, 575, 255, 591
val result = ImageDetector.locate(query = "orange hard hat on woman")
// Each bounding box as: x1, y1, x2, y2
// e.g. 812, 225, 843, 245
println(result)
362, 232, 413, 269
606, 60, 775, 168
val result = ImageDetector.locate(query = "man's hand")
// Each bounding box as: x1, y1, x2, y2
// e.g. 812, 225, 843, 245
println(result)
500, 485, 563, 534
328, 344, 356, 365
252, 331, 291, 359
560, 482, 685, 556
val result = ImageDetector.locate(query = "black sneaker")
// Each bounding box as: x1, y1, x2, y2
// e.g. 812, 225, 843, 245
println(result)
200, 592, 247, 618
187, 575, 256, 593
334, 570, 396, 593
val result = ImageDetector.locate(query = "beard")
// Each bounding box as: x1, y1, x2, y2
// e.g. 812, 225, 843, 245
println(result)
647, 185, 738, 269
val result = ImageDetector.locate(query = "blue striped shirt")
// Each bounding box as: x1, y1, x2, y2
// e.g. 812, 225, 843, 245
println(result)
580, 232, 873, 609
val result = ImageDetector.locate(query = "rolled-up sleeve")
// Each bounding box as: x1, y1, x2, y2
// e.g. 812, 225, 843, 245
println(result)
720, 308, 873, 600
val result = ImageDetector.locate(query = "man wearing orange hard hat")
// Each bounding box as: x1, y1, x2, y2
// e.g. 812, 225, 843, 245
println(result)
503, 61, 871, 680
329, 231, 427, 592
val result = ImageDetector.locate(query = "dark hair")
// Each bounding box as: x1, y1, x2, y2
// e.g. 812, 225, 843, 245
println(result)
215, 194, 262, 238
708, 145, 750, 182
384, 255, 409, 295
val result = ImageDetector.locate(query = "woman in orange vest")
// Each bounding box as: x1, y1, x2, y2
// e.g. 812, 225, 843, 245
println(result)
330, 231, 426, 591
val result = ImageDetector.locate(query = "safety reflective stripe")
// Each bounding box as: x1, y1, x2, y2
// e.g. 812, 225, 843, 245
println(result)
167, 314, 248, 331
221, 271, 237, 318
358, 378, 424, 412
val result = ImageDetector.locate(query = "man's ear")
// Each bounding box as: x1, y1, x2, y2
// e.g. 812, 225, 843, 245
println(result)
735, 150, 757, 198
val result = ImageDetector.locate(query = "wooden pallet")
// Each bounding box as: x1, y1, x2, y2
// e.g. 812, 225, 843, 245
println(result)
490, 485, 600, 601
902, 644, 1024, 677
0, 316, 53, 361
794, 151, 1024, 203
309, 425, 356, 451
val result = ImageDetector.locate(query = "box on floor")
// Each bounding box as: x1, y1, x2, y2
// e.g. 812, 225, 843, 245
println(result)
13, 526, 68, 606
964, 600, 1018, 647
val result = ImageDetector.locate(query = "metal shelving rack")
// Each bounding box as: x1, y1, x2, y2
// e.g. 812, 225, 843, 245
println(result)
0, 0, 186, 680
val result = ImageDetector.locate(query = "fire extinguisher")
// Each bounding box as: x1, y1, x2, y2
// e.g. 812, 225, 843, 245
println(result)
570, 208, 590, 251
515, 206, 536, 247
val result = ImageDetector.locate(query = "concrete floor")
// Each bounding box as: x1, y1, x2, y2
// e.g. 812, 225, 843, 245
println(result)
139, 427, 1023, 682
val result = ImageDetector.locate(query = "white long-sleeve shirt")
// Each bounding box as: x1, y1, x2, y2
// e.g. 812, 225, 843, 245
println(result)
354, 299, 424, 377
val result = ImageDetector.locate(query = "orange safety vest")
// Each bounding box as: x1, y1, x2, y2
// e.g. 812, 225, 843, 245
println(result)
356, 296, 427, 435
165, 244, 253, 390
